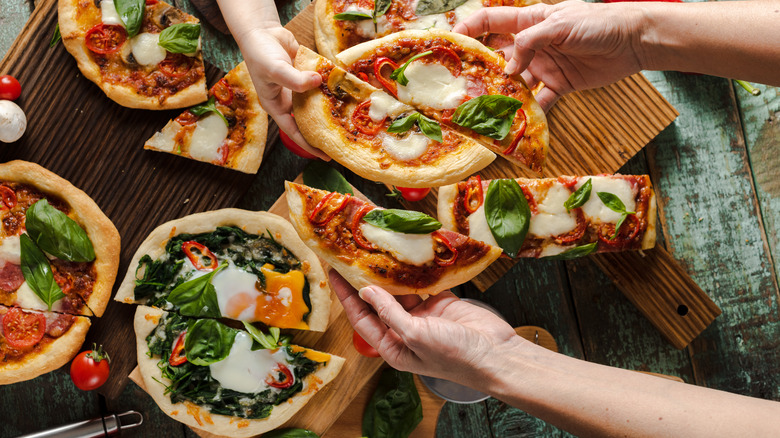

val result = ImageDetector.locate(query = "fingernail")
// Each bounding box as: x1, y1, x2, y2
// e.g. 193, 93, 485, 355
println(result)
505, 60, 517, 75
358, 286, 375, 301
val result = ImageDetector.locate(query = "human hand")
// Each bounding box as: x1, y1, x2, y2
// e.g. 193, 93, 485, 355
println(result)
454, 1, 647, 111
330, 270, 522, 383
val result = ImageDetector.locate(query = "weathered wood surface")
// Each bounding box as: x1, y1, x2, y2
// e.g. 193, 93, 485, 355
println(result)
1, 1, 780, 438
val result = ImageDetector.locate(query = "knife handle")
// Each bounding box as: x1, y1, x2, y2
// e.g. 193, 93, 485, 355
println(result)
16, 411, 143, 438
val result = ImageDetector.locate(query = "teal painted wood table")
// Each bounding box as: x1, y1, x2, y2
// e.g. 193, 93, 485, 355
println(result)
1, 0, 779, 437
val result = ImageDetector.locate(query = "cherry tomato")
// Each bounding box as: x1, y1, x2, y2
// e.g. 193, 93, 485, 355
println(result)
395, 187, 431, 202
2, 307, 45, 349
212, 78, 234, 106
352, 330, 380, 358
70, 344, 111, 391
0, 75, 22, 101
84, 24, 126, 55
158, 54, 194, 78
279, 128, 319, 159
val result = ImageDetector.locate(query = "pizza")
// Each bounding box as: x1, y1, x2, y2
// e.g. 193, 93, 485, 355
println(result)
293, 46, 496, 188
135, 306, 344, 437
438, 174, 657, 259
115, 209, 332, 331
285, 182, 502, 295
144, 62, 269, 173
315, 0, 540, 61
335, 29, 549, 173
59, 0, 208, 109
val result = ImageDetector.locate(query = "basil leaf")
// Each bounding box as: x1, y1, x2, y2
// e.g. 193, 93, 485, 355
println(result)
158, 23, 201, 54
333, 11, 373, 20
262, 429, 320, 438
167, 262, 226, 318
363, 209, 441, 234
374, 0, 393, 20
189, 96, 229, 127
613, 213, 629, 240
362, 369, 422, 438
564, 179, 592, 212
387, 113, 442, 143
50, 23, 61, 48
596, 191, 633, 214
485, 179, 530, 258
546, 242, 598, 260
26, 199, 96, 262
242, 321, 279, 350
416, 0, 468, 15
114, 0, 145, 38
452, 95, 524, 140
387, 113, 419, 134
302, 162, 354, 195
390, 50, 432, 86
19, 234, 65, 310
184, 319, 238, 366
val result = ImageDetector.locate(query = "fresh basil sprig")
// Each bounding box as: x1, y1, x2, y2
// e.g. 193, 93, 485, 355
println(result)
362, 369, 423, 438
387, 113, 443, 143
485, 179, 530, 257
189, 96, 229, 127
50, 23, 61, 48
564, 179, 592, 212
390, 51, 433, 86
452, 95, 524, 141
373, 0, 393, 21
20, 234, 65, 310
26, 199, 96, 262
114, 0, 145, 38
546, 242, 598, 260
158, 23, 201, 54
184, 319, 238, 366
302, 162, 354, 195
167, 262, 227, 318
416, 0, 469, 15
333, 10, 373, 20
243, 322, 281, 350
597, 192, 636, 239
363, 209, 441, 234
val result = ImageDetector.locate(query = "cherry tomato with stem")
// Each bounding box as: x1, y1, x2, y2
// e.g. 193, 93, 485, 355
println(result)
352, 330, 381, 357
279, 129, 319, 159
0, 76, 22, 101
391, 186, 431, 202
70, 344, 111, 391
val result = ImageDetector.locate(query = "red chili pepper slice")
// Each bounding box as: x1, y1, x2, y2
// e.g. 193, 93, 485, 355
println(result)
309, 192, 351, 226
351, 204, 376, 251
0, 186, 17, 210
432, 231, 458, 266
502, 109, 528, 156
266, 363, 295, 389
597, 214, 641, 247
553, 209, 587, 245
351, 100, 385, 135
373, 57, 399, 97
212, 78, 234, 106
429, 46, 462, 77
169, 331, 187, 366
182, 241, 219, 271
146, 0, 158, 4
85, 24, 127, 55
463, 175, 483, 214
159, 54, 194, 79
358, 72, 370, 82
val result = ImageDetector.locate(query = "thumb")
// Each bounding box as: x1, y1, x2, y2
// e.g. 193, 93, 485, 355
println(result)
359, 286, 415, 335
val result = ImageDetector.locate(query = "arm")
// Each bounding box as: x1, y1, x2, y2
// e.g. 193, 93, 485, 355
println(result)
215, 0, 329, 159
330, 270, 780, 437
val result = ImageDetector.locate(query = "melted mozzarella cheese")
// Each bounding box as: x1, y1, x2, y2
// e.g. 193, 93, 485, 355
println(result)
453, 0, 485, 21
130, 33, 167, 66
211, 262, 262, 321
0, 235, 21, 264
539, 244, 569, 258
529, 184, 578, 237
381, 131, 430, 161
369, 91, 411, 122
407, 12, 449, 30
396, 62, 467, 109
15, 282, 63, 312
360, 223, 435, 265
188, 113, 229, 163
100, 0, 124, 26
579, 177, 636, 224
145, 122, 181, 153
209, 332, 293, 394
467, 204, 498, 247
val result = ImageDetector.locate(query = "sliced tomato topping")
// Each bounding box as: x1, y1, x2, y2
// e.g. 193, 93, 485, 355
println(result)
552, 209, 587, 245
519, 183, 538, 215
159, 54, 194, 79
309, 192, 351, 226
432, 231, 458, 266
146, 0, 158, 4
169, 331, 187, 366
463, 175, 483, 214
175, 110, 198, 126
212, 78, 234, 106
598, 214, 641, 247
351, 204, 376, 251
428, 46, 462, 77
2, 307, 46, 349
266, 363, 294, 389
502, 109, 528, 156
373, 57, 399, 97
181, 241, 219, 271
85, 24, 127, 55
440, 109, 455, 124
351, 100, 385, 135
0, 185, 17, 210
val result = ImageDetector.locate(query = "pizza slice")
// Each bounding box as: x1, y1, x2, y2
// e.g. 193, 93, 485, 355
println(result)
144, 62, 269, 173
438, 175, 657, 259
336, 29, 549, 173
115, 209, 332, 331
293, 46, 495, 188
135, 306, 344, 437
59, 0, 208, 109
285, 182, 502, 295
0, 305, 91, 385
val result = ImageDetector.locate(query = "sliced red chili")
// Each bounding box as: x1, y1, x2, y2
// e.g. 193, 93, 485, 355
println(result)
182, 241, 219, 271
0, 185, 17, 210
597, 214, 641, 247
429, 46, 462, 77
169, 331, 187, 366
463, 175, 483, 214
552, 209, 587, 245
432, 231, 458, 266
351, 100, 385, 135
85, 24, 126, 55
358, 72, 370, 82
309, 192, 351, 226
146, 0, 158, 4
502, 109, 528, 156
266, 363, 294, 389
159, 54, 194, 79
351, 204, 376, 251
373, 57, 399, 97
212, 78, 234, 106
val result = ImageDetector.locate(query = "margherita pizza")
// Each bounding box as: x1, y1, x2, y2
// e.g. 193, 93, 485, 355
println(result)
59, 0, 207, 109
285, 182, 502, 295
293, 46, 496, 188
144, 62, 269, 173
438, 175, 657, 259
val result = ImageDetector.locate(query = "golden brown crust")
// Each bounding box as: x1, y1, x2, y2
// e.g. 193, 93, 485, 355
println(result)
0, 161, 120, 317
313, 0, 340, 62
641, 176, 657, 250
134, 306, 345, 437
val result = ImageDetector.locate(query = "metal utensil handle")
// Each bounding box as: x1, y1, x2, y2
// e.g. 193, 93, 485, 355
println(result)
15, 410, 143, 438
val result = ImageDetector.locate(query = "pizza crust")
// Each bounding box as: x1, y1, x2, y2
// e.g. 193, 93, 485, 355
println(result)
0, 161, 120, 317
641, 177, 657, 250
313, 0, 341, 62
0, 315, 90, 385
115, 209, 331, 332
134, 306, 345, 437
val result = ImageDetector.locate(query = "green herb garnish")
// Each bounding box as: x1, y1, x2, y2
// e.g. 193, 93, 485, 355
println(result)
189, 96, 229, 127
452, 95, 523, 141
390, 51, 433, 86
485, 179, 530, 257
19, 234, 65, 310
597, 192, 635, 240
26, 199, 95, 262
564, 179, 592, 212
362, 209, 441, 234
387, 113, 442, 142
302, 162, 354, 195
158, 23, 201, 54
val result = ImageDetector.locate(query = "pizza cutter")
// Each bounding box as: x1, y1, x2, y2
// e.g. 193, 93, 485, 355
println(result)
15, 410, 143, 438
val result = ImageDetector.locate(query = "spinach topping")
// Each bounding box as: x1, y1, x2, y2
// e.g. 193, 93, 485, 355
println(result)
362, 368, 423, 438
